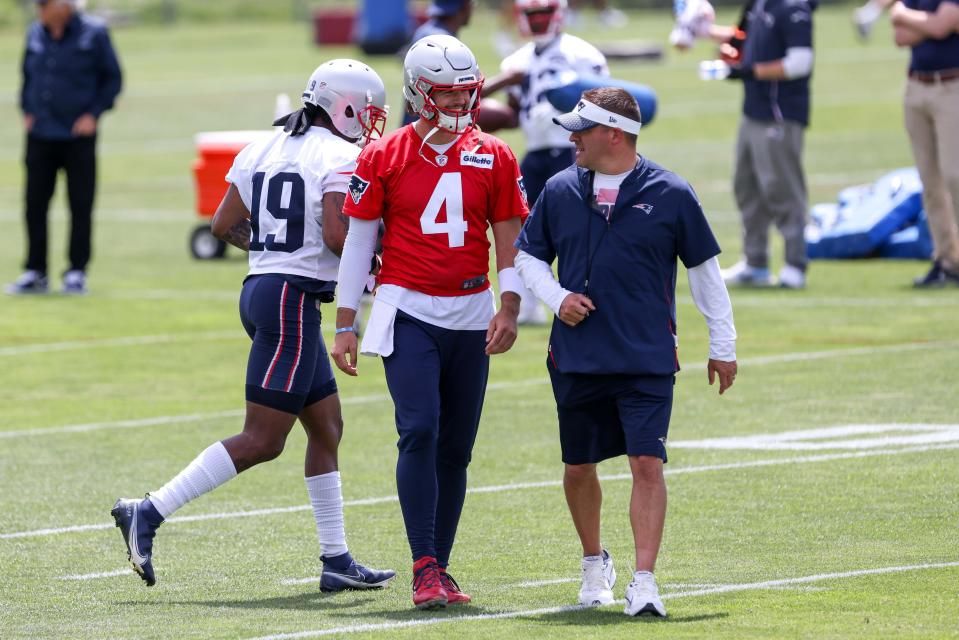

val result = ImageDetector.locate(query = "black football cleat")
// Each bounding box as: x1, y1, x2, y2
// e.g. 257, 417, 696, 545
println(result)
111, 497, 163, 586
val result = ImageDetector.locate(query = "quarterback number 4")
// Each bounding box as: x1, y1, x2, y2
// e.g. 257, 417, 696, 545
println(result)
420, 172, 468, 248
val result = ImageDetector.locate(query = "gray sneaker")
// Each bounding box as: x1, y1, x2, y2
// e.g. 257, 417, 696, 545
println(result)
62, 270, 87, 295
5, 270, 48, 295
721, 260, 774, 287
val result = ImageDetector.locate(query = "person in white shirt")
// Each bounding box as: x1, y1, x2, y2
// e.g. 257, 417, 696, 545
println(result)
483, 0, 609, 324
110, 60, 395, 594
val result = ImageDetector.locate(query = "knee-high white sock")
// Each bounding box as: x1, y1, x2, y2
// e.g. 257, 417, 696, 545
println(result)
305, 471, 349, 558
148, 441, 237, 518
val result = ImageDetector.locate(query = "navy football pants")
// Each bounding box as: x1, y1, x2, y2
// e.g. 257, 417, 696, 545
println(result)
520, 147, 576, 208
383, 311, 489, 567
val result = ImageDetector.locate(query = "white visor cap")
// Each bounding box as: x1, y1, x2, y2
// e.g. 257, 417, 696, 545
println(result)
552, 98, 642, 135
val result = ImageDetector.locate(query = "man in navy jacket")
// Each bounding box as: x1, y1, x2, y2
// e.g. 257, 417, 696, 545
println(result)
515, 87, 737, 618
8, 0, 122, 295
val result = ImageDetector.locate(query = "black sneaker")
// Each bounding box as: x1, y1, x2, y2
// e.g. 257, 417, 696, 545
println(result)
111, 497, 164, 586
5, 270, 48, 295
913, 262, 944, 288
319, 555, 396, 592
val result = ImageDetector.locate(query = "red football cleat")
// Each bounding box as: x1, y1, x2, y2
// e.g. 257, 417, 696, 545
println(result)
438, 568, 471, 605
412, 556, 447, 610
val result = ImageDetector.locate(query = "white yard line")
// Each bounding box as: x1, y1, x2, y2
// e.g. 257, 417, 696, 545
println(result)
4, 442, 958, 541
57, 569, 130, 581
248, 562, 959, 640
672, 423, 959, 451
6, 338, 958, 438
0, 410, 244, 440
0, 331, 244, 357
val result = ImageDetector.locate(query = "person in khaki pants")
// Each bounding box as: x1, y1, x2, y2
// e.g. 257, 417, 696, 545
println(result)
892, 0, 959, 287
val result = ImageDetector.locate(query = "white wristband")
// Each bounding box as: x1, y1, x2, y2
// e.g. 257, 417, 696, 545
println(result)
498, 267, 524, 297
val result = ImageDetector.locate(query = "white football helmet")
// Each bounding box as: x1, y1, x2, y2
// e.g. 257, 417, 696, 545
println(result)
515, 0, 567, 42
402, 34, 483, 135
301, 59, 388, 147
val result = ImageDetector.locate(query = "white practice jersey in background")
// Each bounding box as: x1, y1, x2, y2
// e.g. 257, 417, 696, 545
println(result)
502, 34, 608, 152
226, 127, 357, 282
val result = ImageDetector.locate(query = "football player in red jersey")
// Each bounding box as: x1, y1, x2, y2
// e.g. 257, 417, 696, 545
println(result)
331, 34, 529, 610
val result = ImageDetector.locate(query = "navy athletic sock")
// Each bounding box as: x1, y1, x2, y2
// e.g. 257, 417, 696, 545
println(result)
396, 446, 437, 561
433, 459, 468, 568
321, 550, 354, 571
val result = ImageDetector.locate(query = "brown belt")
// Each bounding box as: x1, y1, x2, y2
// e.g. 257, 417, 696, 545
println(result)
909, 68, 959, 84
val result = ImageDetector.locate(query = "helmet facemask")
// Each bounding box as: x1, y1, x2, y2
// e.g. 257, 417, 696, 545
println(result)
354, 95, 389, 147
411, 77, 484, 135
516, 0, 566, 42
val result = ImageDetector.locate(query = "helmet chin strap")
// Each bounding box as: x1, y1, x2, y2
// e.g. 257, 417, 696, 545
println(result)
417, 124, 445, 168
416, 116, 472, 168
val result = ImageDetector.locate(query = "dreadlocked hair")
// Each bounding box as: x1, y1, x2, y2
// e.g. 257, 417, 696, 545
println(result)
273, 102, 322, 137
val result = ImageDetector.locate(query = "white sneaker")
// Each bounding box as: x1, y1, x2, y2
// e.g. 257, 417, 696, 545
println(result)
778, 264, 806, 289
721, 260, 774, 287
578, 554, 614, 607
5, 270, 48, 295
517, 297, 548, 326
61, 269, 88, 295
624, 571, 667, 617
602, 548, 616, 590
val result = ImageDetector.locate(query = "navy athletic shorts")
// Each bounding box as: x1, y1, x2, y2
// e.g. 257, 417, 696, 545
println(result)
239, 274, 337, 415
548, 358, 674, 465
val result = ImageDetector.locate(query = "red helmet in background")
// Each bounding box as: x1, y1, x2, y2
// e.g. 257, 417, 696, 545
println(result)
515, 0, 567, 42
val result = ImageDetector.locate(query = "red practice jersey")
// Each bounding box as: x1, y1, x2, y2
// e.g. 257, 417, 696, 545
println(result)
343, 125, 529, 297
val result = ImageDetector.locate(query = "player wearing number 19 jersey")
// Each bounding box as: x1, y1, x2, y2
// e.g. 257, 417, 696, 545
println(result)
332, 35, 529, 610
110, 60, 394, 593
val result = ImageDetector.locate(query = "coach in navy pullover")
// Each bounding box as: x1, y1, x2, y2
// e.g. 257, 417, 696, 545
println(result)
9, 0, 122, 296
516, 156, 721, 376
514, 88, 736, 615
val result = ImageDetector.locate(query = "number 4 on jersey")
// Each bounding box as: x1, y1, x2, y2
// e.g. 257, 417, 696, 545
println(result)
420, 172, 468, 248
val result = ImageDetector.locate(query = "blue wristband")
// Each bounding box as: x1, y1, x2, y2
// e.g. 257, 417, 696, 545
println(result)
335, 326, 356, 335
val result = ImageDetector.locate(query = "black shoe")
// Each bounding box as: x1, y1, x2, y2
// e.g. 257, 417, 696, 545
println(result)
111, 497, 164, 586
913, 262, 944, 288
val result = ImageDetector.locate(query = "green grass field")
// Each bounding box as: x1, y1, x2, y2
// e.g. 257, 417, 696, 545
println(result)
1, 5, 958, 639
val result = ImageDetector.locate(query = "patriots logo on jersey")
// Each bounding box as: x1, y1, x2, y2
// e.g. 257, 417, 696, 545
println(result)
348, 174, 370, 205
633, 203, 654, 215
517, 177, 528, 206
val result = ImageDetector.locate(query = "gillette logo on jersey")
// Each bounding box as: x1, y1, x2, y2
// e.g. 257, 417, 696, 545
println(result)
460, 152, 494, 169
343, 127, 528, 297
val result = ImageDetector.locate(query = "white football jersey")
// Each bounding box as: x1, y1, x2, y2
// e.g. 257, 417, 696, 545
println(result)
502, 34, 608, 152
226, 127, 357, 282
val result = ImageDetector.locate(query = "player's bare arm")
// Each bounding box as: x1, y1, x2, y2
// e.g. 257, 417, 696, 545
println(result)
322, 191, 349, 257
708, 358, 738, 395
211, 184, 251, 251
331, 307, 359, 377
486, 218, 523, 355
481, 69, 525, 97
891, 1, 959, 39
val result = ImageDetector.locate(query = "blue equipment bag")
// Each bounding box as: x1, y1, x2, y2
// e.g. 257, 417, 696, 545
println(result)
357, 0, 411, 55
545, 73, 658, 126
806, 168, 924, 259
